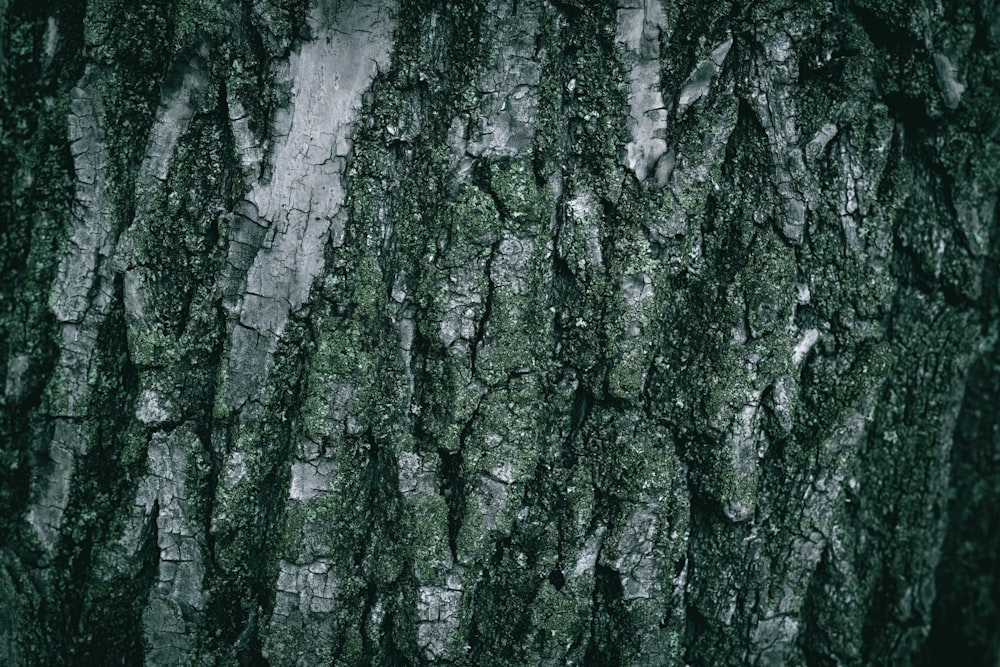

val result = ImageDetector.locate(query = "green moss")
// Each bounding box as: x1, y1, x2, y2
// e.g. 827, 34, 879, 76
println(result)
793, 13, 877, 140
487, 159, 553, 225
743, 233, 796, 340
174, 0, 229, 46
465, 526, 557, 665
528, 579, 591, 661
406, 491, 450, 582
446, 186, 501, 255
295, 299, 405, 447
83, 0, 174, 68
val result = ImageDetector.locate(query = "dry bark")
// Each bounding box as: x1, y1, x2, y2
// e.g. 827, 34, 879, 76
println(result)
1, 0, 998, 665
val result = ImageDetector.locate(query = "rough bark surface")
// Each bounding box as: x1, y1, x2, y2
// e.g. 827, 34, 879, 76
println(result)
1, 0, 998, 665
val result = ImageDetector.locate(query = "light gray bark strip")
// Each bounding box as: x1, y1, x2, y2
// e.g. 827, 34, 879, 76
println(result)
28, 73, 116, 553
234, 4, 399, 661
220, 1, 396, 416
616, 0, 670, 184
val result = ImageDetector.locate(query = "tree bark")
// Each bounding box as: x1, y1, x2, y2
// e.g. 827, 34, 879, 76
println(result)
1, 0, 998, 665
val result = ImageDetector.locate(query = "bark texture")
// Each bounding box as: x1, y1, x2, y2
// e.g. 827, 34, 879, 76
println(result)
1, 0, 998, 665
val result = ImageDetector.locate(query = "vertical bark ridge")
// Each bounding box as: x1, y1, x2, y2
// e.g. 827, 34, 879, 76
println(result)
1, 0, 997, 665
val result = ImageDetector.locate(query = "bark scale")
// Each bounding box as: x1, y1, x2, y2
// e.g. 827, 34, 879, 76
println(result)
0, 0, 998, 665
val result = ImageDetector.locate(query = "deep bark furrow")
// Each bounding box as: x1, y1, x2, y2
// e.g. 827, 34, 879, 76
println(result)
1, 0, 998, 665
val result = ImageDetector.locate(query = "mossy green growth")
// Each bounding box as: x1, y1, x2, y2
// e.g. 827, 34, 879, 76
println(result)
487, 159, 554, 225
83, 1, 177, 233
446, 185, 502, 252
795, 337, 890, 455
198, 311, 314, 658
463, 522, 559, 665
262, 623, 337, 667
450, 384, 542, 558
528, 579, 592, 663
848, 297, 978, 657
742, 232, 796, 341
174, 0, 229, 47
83, 0, 173, 69
297, 312, 381, 443
468, 203, 554, 391
604, 218, 661, 399
792, 11, 877, 140
403, 486, 450, 583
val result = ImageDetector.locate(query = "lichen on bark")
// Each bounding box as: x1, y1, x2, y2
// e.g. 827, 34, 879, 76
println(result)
1, 0, 998, 665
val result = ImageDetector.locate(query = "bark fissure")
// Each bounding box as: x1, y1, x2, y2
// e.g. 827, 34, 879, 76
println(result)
2, 0, 998, 665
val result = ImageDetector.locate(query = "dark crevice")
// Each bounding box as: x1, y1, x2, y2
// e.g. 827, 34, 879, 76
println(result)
849, 3, 924, 52
883, 91, 935, 130
465, 532, 541, 664
570, 378, 595, 430
438, 445, 466, 564
918, 339, 1000, 666
469, 239, 499, 378
582, 562, 625, 667
42, 274, 146, 664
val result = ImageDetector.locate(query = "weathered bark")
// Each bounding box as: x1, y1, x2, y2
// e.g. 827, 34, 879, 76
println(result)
1, 0, 998, 665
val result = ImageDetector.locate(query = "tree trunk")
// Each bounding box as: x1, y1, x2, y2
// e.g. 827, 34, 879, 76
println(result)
1, 0, 998, 665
